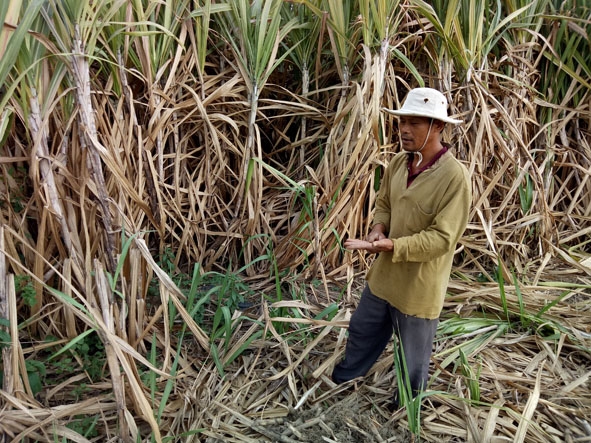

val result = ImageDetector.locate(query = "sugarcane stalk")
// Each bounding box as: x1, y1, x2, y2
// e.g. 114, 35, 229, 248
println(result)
28, 87, 86, 320
300, 63, 309, 167
0, 0, 21, 60
0, 225, 11, 394
95, 259, 132, 442
71, 25, 117, 274
28, 88, 73, 255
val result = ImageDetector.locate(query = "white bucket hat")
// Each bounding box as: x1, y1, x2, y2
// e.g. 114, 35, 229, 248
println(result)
382, 88, 462, 124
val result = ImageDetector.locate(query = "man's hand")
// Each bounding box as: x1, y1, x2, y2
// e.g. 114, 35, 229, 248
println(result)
344, 237, 393, 253
367, 223, 387, 243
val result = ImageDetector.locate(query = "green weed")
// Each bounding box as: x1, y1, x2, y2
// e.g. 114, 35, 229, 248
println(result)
65, 414, 99, 438
458, 349, 481, 403
393, 339, 441, 440
15, 274, 36, 306
518, 171, 534, 215
0, 318, 9, 349
25, 359, 46, 396
496, 261, 573, 339
49, 330, 105, 382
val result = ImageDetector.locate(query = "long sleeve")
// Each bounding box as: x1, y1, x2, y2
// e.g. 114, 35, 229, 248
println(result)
365, 151, 472, 319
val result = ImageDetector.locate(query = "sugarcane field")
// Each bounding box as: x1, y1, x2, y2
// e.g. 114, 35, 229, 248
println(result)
0, 1, 590, 442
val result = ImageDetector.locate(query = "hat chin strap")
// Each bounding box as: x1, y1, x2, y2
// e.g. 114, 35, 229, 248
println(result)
413, 118, 434, 167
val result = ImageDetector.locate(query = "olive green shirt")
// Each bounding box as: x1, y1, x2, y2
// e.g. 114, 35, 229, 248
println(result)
366, 150, 471, 319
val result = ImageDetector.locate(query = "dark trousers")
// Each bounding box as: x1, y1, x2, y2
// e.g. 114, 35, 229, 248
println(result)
332, 285, 439, 393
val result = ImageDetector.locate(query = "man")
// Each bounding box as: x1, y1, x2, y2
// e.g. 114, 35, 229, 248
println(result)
332, 87, 472, 408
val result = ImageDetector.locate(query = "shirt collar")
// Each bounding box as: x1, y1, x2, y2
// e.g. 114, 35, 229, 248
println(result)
407, 145, 449, 186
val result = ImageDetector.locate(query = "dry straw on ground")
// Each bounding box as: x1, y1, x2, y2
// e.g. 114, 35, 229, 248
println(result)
0, 0, 590, 442
1, 257, 590, 442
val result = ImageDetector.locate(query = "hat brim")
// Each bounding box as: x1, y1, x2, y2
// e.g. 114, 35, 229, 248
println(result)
382, 107, 463, 125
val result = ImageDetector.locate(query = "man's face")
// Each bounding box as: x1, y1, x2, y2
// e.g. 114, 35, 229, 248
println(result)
398, 116, 436, 151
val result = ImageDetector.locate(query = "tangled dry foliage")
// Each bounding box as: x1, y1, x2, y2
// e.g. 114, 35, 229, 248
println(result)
1, 261, 590, 443
0, 0, 590, 442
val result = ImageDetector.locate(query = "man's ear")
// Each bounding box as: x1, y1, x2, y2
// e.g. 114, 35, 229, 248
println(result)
434, 120, 446, 133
